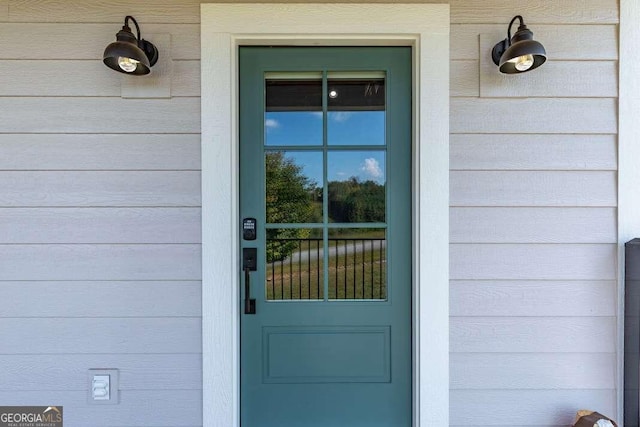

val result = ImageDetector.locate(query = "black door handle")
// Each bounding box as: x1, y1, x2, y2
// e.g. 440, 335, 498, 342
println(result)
243, 248, 257, 315
244, 267, 256, 314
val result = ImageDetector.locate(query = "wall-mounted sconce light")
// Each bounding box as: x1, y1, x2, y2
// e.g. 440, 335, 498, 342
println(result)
103, 16, 158, 75
491, 15, 546, 74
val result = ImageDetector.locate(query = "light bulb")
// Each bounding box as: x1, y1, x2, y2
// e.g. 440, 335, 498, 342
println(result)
329, 90, 338, 99
118, 56, 139, 73
509, 54, 534, 72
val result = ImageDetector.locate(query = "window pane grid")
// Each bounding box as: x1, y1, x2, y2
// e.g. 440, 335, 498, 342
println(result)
264, 72, 388, 301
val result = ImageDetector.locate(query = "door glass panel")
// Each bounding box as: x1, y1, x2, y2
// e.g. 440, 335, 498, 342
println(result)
327, 151, 386, 223
265, 151, 323, 224
263, 72, 389, 302
328, 228, 387, 300
266, 228, 323, 300
328, 73, 385, 146
266, 75, 322, 146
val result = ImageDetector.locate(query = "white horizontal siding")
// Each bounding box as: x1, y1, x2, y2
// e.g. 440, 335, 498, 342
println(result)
0, 5, 204, 427
451, 390, 616, 426
0, 318, 201, 354
0, 172, 201, 206
7, 1, 202, 23
451, 24, 618, 60
3, 0, 619, 24
480, 59, 618, 98
477, 33, 617, 101
451, 317, 616, 353
0, 61, 119, 96
451, 244, 616, 280
451, 353, 615, 389
0, 208, 201, 243
451, 171, 617, 207
0, 281, 201, 317
451, 207, 616, 243
450, 134, 617, 170
449, 0, 619, 421
0, 390, 202, 426
451, 98, 617, 133
0, 98, 200, 133
0, 245, 201, 280
450, 280, 616, 316
447, 0, 618, 24
3, 21, 617, 63
0, 134, 200, 170
0, 23, 200, 60
172, 60, 201, 96
0, 60, 199, 97
0, 354, 201, 390
451, 60, 479, 97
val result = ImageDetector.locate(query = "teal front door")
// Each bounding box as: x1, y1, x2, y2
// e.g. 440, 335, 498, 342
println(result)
239, 47, 412, 427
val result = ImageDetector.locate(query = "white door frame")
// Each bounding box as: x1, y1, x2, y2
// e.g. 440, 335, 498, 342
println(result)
200, 4, 450, 426
619, 0, 640, 422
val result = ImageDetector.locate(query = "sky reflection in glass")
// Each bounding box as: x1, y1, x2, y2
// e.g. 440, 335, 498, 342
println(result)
273, 150, 386, 187
274, 151, 323, 189
328, 111, 385, 145
328, 151, 386, 185
266, 110, 386, 185
265, 112, 322, 146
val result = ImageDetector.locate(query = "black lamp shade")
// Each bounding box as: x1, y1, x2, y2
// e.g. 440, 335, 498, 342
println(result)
499, 32, 546, 74
103, 18, 158, 75
492, 18, 547, 74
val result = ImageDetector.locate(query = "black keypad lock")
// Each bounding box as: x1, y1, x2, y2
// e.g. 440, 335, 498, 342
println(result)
243, 218, 257, 240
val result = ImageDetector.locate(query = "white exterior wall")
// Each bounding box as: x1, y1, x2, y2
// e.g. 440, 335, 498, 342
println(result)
449, 1, 619, 425
0, 1, 619, 426
0, 3, 204, 426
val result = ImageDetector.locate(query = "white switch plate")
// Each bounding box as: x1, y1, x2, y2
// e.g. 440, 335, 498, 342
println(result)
92, 374, 110, 400
88, 369, 119, 405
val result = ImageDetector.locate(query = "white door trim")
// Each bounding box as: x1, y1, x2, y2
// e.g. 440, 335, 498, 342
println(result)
618, 0, 640, 422
200, 4, 450, 426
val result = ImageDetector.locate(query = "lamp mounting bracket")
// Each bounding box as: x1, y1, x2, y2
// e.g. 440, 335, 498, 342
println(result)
491, 38, 508, 66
